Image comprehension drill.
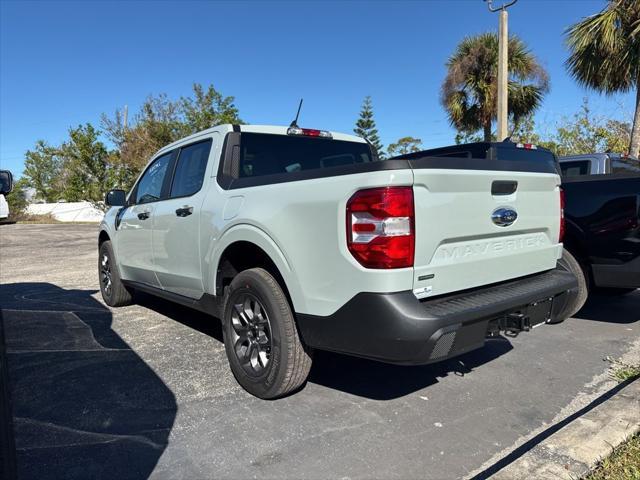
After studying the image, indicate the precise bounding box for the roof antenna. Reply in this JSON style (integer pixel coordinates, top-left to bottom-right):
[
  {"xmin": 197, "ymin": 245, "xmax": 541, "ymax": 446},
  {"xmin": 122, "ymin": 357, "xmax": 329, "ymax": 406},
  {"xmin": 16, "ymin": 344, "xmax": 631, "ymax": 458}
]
[{"xmin": 290, "ymin": 98, "xmax": 303, "ymax": 128}]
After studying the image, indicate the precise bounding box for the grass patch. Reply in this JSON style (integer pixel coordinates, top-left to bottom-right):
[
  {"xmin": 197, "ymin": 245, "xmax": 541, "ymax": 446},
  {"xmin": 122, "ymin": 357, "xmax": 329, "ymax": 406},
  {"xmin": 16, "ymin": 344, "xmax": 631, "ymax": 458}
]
[
  {"xmin": 611, "ymin": 362, "xmax": 640, "ymax": 383},
  {"xmin": 585, "ymin": 433, "xmax": 640, "ymax": 480},
  {"xmin": 2, "ymin": 213, "xmax": 96, "ymax": 225},
  {"xmin": 14, "ymin": 213, "xmax": 61, "ymax": 224}
]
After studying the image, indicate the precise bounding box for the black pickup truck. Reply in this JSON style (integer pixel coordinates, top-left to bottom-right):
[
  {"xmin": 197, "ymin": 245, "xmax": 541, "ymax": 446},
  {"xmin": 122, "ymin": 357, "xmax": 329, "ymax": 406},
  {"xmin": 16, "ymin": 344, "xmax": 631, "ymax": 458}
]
[{"xmin": 558, "ymin": 154, "xmax": 640, "ymax": 312}]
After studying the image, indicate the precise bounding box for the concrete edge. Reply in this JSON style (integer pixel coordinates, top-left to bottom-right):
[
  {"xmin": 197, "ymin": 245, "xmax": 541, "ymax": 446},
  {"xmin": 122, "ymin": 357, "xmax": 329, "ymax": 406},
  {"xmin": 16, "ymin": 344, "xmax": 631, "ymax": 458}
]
[{"xmin": 481, "ymin": 377, "xmax": 640, "ymax": 480}]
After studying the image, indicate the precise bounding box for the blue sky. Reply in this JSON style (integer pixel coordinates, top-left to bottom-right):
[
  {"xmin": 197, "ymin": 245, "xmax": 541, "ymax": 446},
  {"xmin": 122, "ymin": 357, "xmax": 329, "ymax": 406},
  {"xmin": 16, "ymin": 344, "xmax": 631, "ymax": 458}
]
[{"xmin": 0, "ymin": 0, "xmax": 635, "ymax": 176}]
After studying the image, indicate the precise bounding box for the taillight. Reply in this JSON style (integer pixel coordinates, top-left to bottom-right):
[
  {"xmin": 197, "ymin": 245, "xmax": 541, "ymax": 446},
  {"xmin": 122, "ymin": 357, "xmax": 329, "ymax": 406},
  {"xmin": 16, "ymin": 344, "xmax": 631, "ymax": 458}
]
[
  {"xmin": 346, "ymin": 187, "xmax": 415, "ymax": 269},
  {"xmin": 559, "ymin": 188, "xmax": 565, "ymax": 242}
]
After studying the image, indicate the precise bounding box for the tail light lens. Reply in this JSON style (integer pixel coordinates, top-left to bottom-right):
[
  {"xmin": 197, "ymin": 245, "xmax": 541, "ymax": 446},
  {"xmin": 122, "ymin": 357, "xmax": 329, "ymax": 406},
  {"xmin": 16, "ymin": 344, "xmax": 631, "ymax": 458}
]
[
  {"xmin": 346, "ymin": 187, "xmax": 415, "ymax": 269},
  {"xmin": 559, "ymin": 188, "xmax": 565, "ymax": 242}
]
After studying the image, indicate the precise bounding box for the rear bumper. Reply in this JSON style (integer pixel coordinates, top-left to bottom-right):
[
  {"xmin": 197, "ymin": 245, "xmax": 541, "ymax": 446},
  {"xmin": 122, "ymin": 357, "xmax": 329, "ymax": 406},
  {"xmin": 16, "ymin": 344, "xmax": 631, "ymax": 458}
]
[
  {"xmin": 296, "ymin": 269, "xmax": 578, "ymax": 365},
  {"xmin": 592, "ymin": 256, "xmax": 640, "ymax": 289}
]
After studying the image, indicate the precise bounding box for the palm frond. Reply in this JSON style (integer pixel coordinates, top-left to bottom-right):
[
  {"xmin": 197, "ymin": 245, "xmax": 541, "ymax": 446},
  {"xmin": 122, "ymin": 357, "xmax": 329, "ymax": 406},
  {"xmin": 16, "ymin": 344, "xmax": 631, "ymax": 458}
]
[{"xmin": 565, "ymin": 0, "xmax": 640, "ymax": 93}]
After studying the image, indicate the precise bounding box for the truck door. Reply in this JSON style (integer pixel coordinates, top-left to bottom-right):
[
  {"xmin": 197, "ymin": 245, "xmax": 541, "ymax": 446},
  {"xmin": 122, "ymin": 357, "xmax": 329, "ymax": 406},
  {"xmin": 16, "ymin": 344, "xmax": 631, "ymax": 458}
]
[
  {"xmin": 151, "ymin": 135, "xmax": 217, "ymax": 298},
  {"xmin": 116, "ymin": 151, "xmax": 174, "ymax": 287}
]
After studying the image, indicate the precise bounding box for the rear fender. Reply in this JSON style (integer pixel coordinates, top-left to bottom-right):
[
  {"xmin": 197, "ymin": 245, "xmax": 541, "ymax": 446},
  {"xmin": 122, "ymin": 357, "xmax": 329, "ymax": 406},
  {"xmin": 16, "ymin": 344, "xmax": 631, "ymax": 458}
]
[{"xmin": 206, "ymin": 224, "xmax": 306, "ymax": 313}]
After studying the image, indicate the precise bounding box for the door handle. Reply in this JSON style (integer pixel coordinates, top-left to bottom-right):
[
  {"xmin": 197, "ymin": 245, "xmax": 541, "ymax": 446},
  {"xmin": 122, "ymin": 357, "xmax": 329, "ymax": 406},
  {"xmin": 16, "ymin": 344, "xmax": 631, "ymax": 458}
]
[
  {"xmin": 175, "ymin": 206, "xmax": 193, "ymax": 217},
  {"xmin": 137, "ymin": 211, "xmax": 150, "ymax": 220}
]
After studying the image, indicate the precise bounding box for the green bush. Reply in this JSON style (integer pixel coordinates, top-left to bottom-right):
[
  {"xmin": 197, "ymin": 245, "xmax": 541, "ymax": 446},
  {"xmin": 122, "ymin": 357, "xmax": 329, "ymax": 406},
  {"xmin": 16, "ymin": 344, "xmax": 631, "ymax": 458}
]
[{"xmin": 5, "ymin": 178, "xmax": 29, "ymax": 220}]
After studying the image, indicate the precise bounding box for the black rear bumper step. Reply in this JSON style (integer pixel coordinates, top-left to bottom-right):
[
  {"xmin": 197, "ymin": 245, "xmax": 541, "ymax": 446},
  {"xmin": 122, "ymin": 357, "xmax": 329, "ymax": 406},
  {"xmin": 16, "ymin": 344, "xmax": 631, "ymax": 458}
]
[{"xmin": 296, "ymin": 269, "xmax": 577, "ymax": 365}]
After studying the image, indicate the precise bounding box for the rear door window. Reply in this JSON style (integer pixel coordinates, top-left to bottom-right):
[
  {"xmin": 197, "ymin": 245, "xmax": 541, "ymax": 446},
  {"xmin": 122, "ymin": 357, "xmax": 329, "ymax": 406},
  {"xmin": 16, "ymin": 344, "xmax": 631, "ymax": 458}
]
[
  {"xmin": 170, "ymin": 139, "xmax": 213, "ymax": 198},
  {"xmin": 560, "ymin": 160, "xmax": 591, "ymax": 177},
  {"xmin": 238, "ymin": 133, "xmax": 375, "ymax": 178}
]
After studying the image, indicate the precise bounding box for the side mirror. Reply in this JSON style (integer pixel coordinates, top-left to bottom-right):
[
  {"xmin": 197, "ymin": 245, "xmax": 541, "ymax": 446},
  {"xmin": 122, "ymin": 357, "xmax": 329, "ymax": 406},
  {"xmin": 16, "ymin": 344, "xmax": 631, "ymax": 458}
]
[
  {"xmin": 105, "ymin": 189, "xmax": 127, "ymax": 207},
  {"xmin": 0, "ymin": 170, "xmax": 13, "ymax": 195}
]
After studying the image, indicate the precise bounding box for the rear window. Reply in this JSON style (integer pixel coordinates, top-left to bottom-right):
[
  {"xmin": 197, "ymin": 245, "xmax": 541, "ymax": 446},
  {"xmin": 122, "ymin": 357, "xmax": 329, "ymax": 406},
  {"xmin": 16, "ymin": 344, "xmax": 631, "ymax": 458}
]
[
  {"xmin": 489, "ymin": 146, "xmax": 557, "ymax": 170},
  {"xmin": 415, "ymin": 145, "xmax": 558, "ymax": 171},
  {"xmin": 560, "ymin": 160, "xmax": 591, "ymax": 177},
  {"xmin": 611, "ymin": 157, "xmax": 640, "ymax": 175},
  {"xmin": 238, "ymin": 133, "xmax": 375, "ymax": 178},
  {"xmin": 390, "ymin": 143, "xmax": 559, "ymax": 174}
]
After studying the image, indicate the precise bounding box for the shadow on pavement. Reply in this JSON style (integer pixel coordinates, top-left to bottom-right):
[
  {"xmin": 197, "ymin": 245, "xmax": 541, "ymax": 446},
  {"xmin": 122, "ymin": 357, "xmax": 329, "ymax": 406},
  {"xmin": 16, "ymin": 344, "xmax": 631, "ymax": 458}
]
[
  {"xmin": 575, "ymin": 290, "xmax": 639, "ymax": 324},
  {"xmin": 133, "ymin": 291, "xmax": 514, "ymax": 400},
  {"xmin": 134, "ymin": 291, "xmax": 223, "ymax": 343},
  {"xmin": 0, "ymin": 282, "xmax": 177, "ymax": 480},
  {"xmin": 307, "ymin": 340, "xmax": 513, "ymax": 400}
]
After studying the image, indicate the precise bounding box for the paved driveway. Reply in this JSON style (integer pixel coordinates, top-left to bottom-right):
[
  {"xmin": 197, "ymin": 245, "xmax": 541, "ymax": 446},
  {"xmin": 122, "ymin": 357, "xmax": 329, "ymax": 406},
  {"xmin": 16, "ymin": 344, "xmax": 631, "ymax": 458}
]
[{"xmin": 1, "ymin": 224, "xmax": 638, "ymax": 480}]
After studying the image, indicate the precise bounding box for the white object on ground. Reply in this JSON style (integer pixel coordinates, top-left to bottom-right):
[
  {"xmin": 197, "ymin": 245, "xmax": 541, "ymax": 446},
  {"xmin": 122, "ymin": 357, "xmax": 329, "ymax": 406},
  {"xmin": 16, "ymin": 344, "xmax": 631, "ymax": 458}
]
[{"xmin": 27, "ymin": 202, "xmax": 104, "ymax": 222}]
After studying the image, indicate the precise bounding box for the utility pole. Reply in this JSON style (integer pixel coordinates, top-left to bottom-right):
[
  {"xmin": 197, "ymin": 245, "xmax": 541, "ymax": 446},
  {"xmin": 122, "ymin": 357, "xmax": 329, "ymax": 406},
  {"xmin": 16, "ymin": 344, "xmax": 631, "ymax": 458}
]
[
  {"xmin": 485, "ymin": 0, "xmax": 517, "ymax": 141},
  {"xmin": 123, "ymin": 105, "xmax": 128, "ymax": 130}
]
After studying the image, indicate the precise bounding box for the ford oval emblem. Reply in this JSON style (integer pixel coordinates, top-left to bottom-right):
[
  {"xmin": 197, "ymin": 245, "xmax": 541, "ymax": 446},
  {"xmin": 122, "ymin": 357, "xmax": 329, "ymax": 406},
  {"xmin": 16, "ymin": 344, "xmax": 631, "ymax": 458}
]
[{"xmin": 492, "ymin": 207, "xmax": 518, "ymax": 227}]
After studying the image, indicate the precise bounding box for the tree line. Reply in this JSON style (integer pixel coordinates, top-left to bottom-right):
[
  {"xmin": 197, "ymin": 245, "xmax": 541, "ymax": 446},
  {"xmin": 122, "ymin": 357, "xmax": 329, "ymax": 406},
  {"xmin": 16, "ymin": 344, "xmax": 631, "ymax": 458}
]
[
  {"xmin": 14, "ymin": 83, "xmax": 241, "ymax": 206},
  {"xmin": 9, "ymin": 0, "xmax": 638, "ymax": 215},
  {"xmin": 355, "ymin": 0, "xmax": 639, "ymax": 157}
]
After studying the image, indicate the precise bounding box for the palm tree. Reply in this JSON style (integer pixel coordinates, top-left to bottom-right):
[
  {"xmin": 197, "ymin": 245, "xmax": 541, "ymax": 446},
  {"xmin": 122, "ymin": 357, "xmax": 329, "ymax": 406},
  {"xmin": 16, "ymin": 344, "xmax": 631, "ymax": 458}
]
[
  {"xmin": 565, "ymin": 0, "xmax": 640, "ymax": 158},
  {"xmin": 442, "ymin": 33, "xmax": 549, "ymax": 142}
]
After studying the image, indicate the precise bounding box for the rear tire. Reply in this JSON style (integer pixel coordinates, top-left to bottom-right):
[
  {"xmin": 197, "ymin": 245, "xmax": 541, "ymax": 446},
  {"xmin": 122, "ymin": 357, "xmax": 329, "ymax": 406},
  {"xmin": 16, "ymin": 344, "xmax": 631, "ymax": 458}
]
[
  {"xmin": 222, "ymin": 268, "xmax": 312, "ymax": 399},
  {"xmin": 98, "ymin": 240, "xmax": 133, "ymax": 307},
  {"xmin": 551, "ymin": 248, "xmax": 588, "ymax": 323}
]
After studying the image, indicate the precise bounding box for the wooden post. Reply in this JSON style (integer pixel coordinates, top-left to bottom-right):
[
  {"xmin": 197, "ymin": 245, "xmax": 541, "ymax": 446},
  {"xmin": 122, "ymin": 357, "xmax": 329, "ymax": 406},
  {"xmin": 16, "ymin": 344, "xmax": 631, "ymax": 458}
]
[{"xmin": 496, "ymin": 8, "xmax": 509, "ymax": 141}]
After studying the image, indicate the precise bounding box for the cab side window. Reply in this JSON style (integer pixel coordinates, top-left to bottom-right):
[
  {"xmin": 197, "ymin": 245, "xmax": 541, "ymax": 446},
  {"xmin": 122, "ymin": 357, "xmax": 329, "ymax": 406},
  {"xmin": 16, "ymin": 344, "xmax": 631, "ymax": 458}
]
[
  {"xmin": 170, "ymin": 140, "xmax": 212, "ymax": 198},
  {"xmin": 135, "ymin": 152, "xmax": 173, "ymax": 204}
]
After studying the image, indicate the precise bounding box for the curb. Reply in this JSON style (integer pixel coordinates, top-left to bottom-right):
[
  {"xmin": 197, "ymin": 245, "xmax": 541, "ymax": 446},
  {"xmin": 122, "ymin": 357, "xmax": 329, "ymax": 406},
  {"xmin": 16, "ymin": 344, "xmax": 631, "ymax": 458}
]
[{"xmin": 472, "ymin": 377, "xmax": 640, "ymax": 479}]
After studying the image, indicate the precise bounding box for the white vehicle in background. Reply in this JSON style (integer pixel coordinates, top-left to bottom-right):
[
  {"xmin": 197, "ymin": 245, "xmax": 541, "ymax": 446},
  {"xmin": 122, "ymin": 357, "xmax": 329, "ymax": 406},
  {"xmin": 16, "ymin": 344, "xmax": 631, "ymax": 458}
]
[{"xmin": 0, "ymin": 170, "xmax": 13, "ymax": 220}]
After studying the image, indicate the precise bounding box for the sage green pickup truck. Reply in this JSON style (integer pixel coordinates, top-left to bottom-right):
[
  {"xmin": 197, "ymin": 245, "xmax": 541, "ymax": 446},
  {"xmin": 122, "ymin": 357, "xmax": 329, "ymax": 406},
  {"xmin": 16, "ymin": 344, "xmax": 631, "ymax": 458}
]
[{"xmin": 98, "ymin": 126, "xmax": 577, "ymax": 398}]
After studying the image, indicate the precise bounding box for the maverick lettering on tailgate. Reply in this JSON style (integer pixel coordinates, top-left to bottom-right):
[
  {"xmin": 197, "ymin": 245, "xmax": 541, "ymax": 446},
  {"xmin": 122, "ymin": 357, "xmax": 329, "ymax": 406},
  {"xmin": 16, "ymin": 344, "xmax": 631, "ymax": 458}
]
[{"xmin": 436, "ymin": 234, "xmax": 547, "ymax": 261}]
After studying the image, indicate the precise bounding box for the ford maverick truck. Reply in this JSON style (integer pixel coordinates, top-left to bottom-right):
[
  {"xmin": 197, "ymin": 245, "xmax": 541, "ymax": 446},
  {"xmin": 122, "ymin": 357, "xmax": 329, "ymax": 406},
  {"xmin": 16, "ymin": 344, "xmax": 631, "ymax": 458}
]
[{"xmin": 99, "ymin": 126, "xmax": 577, "ymax": 398}]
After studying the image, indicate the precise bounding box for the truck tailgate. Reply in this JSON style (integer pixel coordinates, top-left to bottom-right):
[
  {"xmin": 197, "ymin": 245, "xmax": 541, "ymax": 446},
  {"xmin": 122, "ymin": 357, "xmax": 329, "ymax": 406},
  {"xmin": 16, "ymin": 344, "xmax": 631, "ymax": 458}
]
[{"xmin": 412, "ymin": 169, "xmax": 563, "ymax": 298}]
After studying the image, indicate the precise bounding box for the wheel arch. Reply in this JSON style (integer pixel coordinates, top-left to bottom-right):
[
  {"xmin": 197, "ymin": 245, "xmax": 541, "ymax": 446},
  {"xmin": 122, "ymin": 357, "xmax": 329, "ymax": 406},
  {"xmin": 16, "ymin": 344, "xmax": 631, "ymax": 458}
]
[
  {"xmin": 562, "ymin": 224, "xmax": 594, "ymax": 291},
  {"xmin": 208, "ymin": 225, "xmax": 306, "ymax": 313},
  {"xmin": 98, "ymin": 229, "xmax": 110, "ymax": 246},
  {"xmin": 563, "ymin": 219, "xmax": 589, "ymax": 264}
]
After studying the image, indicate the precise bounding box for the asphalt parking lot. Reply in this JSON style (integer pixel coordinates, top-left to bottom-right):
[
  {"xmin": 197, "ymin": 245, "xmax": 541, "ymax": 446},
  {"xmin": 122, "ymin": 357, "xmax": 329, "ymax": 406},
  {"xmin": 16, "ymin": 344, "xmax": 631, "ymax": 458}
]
[{"xmin": 1, "ymin": 223, "xmax": 638, "ymax": 480}]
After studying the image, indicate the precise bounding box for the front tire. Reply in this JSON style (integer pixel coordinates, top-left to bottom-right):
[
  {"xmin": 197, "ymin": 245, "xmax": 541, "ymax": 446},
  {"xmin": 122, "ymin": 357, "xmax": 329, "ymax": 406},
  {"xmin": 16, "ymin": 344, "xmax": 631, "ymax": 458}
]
[
  {"xmin": 222, "ymin": 268, "xmax": 312, "ymax": 399},
  {"xmin": 551, "ymin": 248, "xmax": 588, "ymax": 323},
  {"xmin": 98, "ymin": 240, "xmax": 133, "ymax": 307}
]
